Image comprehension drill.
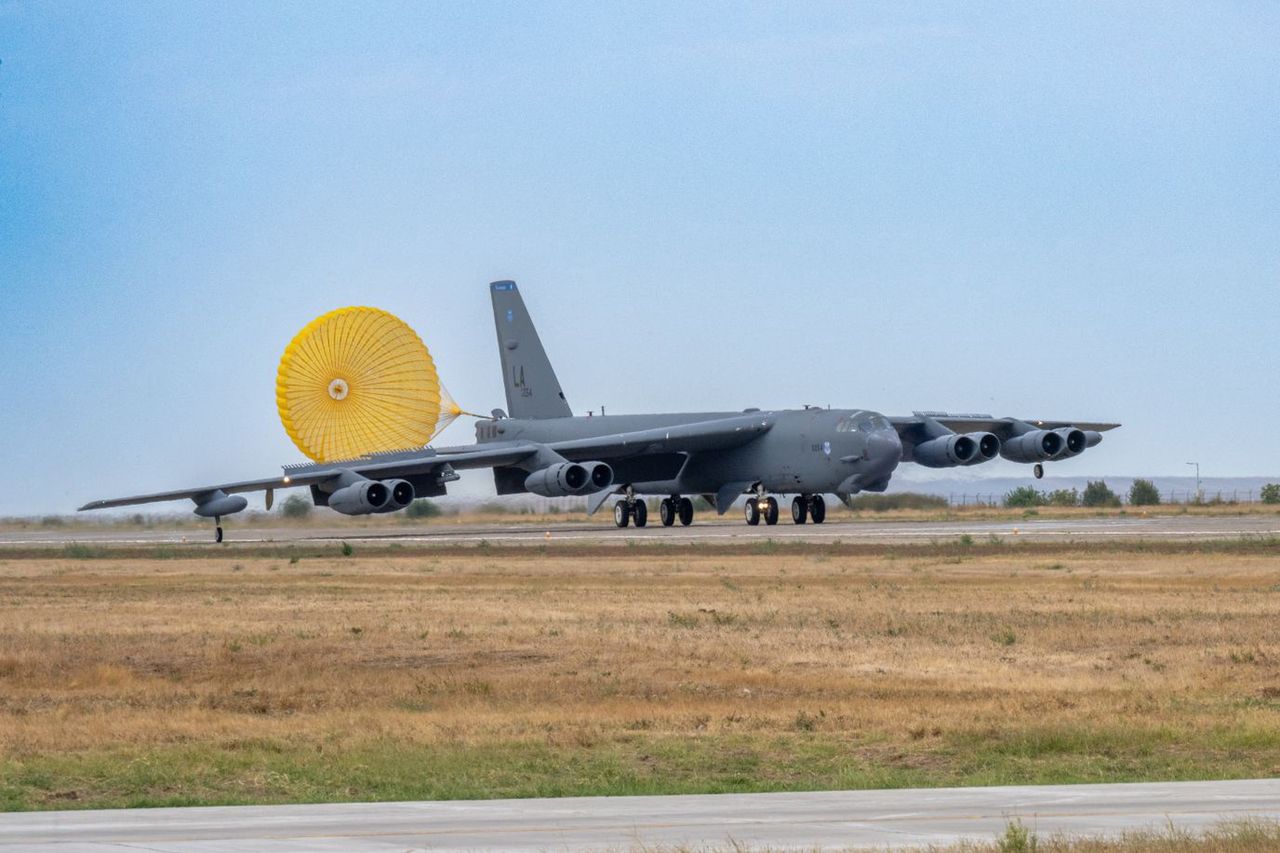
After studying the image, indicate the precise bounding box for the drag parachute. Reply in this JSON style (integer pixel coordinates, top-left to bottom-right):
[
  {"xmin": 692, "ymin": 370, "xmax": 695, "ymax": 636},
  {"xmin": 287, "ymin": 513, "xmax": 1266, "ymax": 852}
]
[{"xmin": 275, "ymin": 306, "xmax": 464, "ymax": 463}]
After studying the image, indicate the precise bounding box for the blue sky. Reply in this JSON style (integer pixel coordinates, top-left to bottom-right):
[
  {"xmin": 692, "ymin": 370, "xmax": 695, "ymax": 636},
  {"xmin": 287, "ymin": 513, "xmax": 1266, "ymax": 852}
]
[{"xmin": 1, "ymin": 2, "xmax": 1277, "ymax": 515}]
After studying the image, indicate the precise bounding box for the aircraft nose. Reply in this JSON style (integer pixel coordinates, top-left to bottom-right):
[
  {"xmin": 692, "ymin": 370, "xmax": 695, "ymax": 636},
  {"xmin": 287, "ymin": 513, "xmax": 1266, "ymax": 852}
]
[{"xmin": 866, "ymin": 428, "xmax": 902, "ymax": 474}]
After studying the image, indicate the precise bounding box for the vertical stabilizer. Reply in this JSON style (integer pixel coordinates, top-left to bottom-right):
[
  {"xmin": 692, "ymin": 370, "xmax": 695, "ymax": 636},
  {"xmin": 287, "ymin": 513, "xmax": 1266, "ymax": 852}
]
[{"xmin": 490, "ymin": 281, "xmax": 573, "ymax": 419}]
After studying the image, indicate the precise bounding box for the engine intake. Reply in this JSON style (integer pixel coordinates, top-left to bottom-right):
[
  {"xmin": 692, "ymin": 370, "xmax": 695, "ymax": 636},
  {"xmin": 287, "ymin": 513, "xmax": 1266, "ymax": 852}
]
[
  {"xmin": 999, "ymin": 430, "xmax": 1063, "ymax": 463},
  {"xmin": 328, "ymin": 480, "xmax": 389, "ymax": 515},
  {"xmin": 912, "ymin": 434, "xmax": 978, "ymax": 468},
  {"xmin": 524, "ymin": 462, "xmax": 590, "ymax": 497},
  {"xmin": 376, "ymin": 479, "xmax": 416, "ymax": 512},
  {"xmin": 1051, "ymin": 428, "xmax": 1087, "ymax": 459},
  {"xmin": 584, "ymin": 461, "xmax": 614, "ymax": 491}
]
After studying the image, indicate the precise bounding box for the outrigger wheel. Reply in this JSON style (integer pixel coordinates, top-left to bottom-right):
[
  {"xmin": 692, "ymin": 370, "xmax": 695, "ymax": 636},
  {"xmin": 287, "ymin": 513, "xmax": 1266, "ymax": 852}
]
[{"xmin": 276, "ymin": 306, "xmax": 464, "ymax": 463}]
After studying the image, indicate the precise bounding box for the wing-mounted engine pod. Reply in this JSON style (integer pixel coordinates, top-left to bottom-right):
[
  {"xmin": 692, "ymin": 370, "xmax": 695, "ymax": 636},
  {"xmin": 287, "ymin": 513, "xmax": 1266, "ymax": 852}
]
[
  {"xmin": 524, "ymin": 462, "xmax": 590, "ymax": 497},
  {"xmin": 968, "ymin": 432, "xmax": 1001, "ymax": 463},
  {"xmin": 999, "ymin": 430, "xmax": 1063, "ymax": 463},
  {"xmin": 912, "ymin": 434, "xmax": 978, "ymax": 468},
  {"xmin": 1051, "ymin": 428, "xmax": 1087, "ymax": 459},
  {"xmin": 376, "ymin": 479, "xmax": 416, "ymax": 512},
  {"xmin": 584, "ymin": 461, "xmax": 614, "ymax": 491},
  {"xmin": 328, "ymin": 480, "xmax": 390, "ymax": 515}
]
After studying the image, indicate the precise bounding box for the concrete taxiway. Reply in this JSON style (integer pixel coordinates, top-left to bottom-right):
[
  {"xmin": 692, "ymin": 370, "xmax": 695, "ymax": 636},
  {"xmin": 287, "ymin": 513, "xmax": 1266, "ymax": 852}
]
[
  {"xmin": 1, "ymin": 779, "xmax": 1277, "ymax": 851},
  {"xmin": 2, "ymin": 512, "xmax": 1278, "ymax": 547}
]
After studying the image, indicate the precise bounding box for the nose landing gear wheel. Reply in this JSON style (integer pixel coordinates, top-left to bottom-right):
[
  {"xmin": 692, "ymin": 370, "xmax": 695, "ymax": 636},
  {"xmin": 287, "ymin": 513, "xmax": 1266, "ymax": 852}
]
[
  {"xmin": 1034, "ymin": 463, "xmax": 1045, "ymax": 480},
  {"xmin": 660, "ymin": 499, "xmax": 676, "ymax": 527},
  {"xmin": 614, "ymin": 501, "xmax": 630, "ymax": 528},
  {"xmin": 677, "ymin": 497, "xmax": 694, "ymax": 526},
  {"xmin": 744, "ymin": 499, "xmax": 761, "ymax": 526},
  {"xmin": 763, "ymin": 496, "xmax": 779, "ymax": 526},
  {"xmin": 809, "ymin": 494, "xmax": 826, "ymax": 524},
  {"xmin": 632, "ymin": 500, "xmax": 648, "ymax": 527},
  {"xmin": 792, "ymin": 497, "xmax": 808, "ymax": 524}
]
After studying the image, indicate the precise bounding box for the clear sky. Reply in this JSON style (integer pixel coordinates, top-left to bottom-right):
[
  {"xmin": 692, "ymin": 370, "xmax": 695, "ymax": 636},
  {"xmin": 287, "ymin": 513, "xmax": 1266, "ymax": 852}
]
[{"xmin": 2, "ymin": 2, "xmax": 1277, "ymax": 515}]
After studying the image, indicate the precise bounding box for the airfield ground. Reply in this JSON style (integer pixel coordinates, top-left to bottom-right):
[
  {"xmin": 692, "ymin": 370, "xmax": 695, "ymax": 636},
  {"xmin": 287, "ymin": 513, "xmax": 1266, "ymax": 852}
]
[{"xmin": 1, "ymin": 535, "xmax": 1278, "ymax": 813}]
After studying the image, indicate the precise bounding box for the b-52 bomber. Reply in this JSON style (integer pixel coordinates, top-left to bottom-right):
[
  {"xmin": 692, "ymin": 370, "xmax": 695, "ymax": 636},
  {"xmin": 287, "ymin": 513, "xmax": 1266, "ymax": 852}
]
[{"xmin": 82, "ymin": 281, "xmax": 1119, "ymax": 538}]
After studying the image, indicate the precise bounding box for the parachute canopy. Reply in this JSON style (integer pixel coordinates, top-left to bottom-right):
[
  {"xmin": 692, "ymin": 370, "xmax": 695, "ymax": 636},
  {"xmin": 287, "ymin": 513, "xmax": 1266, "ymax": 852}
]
[{"xmin": 276, "ymin": 306, "xmax": 463, "ymax": 463}]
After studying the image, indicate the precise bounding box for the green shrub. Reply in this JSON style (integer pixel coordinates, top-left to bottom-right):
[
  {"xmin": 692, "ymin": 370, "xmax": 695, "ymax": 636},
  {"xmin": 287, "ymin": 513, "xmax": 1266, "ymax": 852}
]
[
  {"xmin": 1045, "ymin": 488, "xmax": 1079, "ymax": 507},
  {"xmin": 1003, "ymin": 486, "xmax": 1044, "ymax": 508},
  {"xmin": 1262, "ymin": 484, "xmax": 1280, "ymax": 505},
  {"xmin": 280, "ymin": 494, "xmax": 312, "ymax": 519},
  {"xmin": 844, "ymin": 492, "xmax": 948, "ymax": 511},
  {"xmin": 404, "ymin": 499, "xmax": 442, "ymax": 519},
  {"xmin": 1128, "ymin": 478, "xmax": 1161, "ymax": 506},
  {"xmin": 1081, "ymin": 480, "xmax": 1122, "ymax": 507}
]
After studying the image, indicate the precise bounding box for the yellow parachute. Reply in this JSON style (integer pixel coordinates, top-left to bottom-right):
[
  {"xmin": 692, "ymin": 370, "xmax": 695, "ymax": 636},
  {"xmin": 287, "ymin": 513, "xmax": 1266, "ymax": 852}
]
[{"xmin": 276, "ymin": 306, "xmax": 464, "ymax": 463}]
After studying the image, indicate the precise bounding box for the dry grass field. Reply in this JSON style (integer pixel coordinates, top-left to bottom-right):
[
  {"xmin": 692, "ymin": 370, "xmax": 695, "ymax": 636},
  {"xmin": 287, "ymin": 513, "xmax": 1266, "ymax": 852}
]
[{"xmin": 1, "ymin": 540, "xmax": 1278, "ymax": 810}]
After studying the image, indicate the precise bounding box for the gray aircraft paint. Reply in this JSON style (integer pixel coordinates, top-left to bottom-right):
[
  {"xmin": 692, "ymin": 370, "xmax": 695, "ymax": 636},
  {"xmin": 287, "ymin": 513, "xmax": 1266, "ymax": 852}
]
[
  {"xmin": 79, "ymin": 280, "xmax": 1118, "ymax": 528},
  {"xmin": 489, "ymin": 280, "xmax": 572, "ymax": 420}
]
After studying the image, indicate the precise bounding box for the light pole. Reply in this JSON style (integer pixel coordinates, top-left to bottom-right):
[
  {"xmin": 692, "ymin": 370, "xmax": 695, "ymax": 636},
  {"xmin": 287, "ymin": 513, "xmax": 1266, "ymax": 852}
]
[{"xmin": 1186, "ymin": 461, "xmax": 1201, "ymax": 504}]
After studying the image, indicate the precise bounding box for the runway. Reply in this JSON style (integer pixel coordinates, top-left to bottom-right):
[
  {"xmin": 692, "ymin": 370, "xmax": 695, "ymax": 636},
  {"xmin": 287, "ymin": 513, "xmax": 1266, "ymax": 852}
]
[
  {"xmin": 1, "ymin": 779, "xmax": 1277, "ymax": 851},
  {"xmin": 3, "ymin": 512, "xmax": 1279, "ymax": 547}
]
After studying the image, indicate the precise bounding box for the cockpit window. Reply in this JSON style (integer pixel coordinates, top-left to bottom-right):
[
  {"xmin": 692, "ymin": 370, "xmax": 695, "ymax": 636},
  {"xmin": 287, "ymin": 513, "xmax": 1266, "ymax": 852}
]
[{"xmin": 838, "ymin": 412, "xmax": 888, "ymax": 433}]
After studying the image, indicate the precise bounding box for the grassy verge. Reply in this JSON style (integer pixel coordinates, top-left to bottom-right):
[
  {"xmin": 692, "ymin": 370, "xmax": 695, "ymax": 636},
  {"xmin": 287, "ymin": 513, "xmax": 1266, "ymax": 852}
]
[{"xmin": 2, "ymin": 547, "xmax": 1277, "ymax": 811}]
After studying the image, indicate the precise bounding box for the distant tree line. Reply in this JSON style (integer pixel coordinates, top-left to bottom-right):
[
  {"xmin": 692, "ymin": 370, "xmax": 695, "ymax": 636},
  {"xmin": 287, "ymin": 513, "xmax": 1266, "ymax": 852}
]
[{"xmin": 1003, "ymin": 479, "xmax": 1160, "ymax": 508}]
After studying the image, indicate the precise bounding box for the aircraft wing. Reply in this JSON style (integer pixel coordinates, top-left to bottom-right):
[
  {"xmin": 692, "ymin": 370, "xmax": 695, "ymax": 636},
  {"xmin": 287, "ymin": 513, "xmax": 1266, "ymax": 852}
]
[
  {"xmin": 891, "ymin": 413, "xmax": 1121, "ymax": 440},
  {"xmin": 78, "ymin": 444, "xmax": 541, "ymax": 511},
  {"xmin": 547, "ymin": 412, "xmax": 775, "ymax": 459}
]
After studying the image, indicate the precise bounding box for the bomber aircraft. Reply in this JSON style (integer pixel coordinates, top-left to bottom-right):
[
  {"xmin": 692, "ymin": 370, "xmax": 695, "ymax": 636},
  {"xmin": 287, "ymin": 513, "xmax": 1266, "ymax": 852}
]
[{"xmin": 82, "ymin": 281, "xmax": 1119, "ymax": 539}]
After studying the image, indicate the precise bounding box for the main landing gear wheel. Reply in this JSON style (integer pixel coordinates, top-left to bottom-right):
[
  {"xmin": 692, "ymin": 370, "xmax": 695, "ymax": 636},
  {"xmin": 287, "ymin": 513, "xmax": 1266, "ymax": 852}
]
[
  {"xmin": 744, "ymin": 499, "xmax": 761, "ymax": 526},
  {"xmin": 763, "ymin": 496, "xmax": 779, "ymax": 526},
  {"xmin": 810, "ymin": 494, "xmax": 826, "ymax": 524},
  {"xmin": 677, "ymin": 497, "xmax": 694, "ymax": 526},
  {"xmin": 632, "ymin": 500, "xmax": 648, "ymax": 528},
  {"xmin": 614, "ymin": 501, "xmax": 630, "ymax": 528},
  {"xmin": 1034, "ymin": 463, "xmax": 1045, "ymax": 480},
  {"xmin": 792, "ymin": 497, "xmax": 808, "ymax": 524},
  {"xmin": 660, "ymin": 498, "xmax": 676, "ymax": 527}
]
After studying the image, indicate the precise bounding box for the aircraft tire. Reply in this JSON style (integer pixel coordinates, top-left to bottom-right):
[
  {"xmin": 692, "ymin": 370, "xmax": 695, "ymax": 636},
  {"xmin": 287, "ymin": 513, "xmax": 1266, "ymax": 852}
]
[
  {"xmin": 614, "ymin": 501, "xmax": 630, "ymax": 528},
  {"xmin": 744, "ymin": 499, "xmax": 760, "ymax": 526},
  {"xmin": 764, "ymin": 497, "xmax": 779, "ymax": 526},
  {"xmin": 810, "ymin": 495, "xmax": 826, "ymax": 524},
  {"xmin": 215, "ymin": 526, "xmax": 224, "ymax": 543},
  {"xmin": 678, "ymin": 497, "xmax": 694, "ymax": 526},
  {"xmin": 633, "ymin": 500, "xmax": 648, "ymax": 527},
  {"xmin": 792, "ymin": 497, "xmax": 808, "ymax": 524},
  {"xmin": 660, "ymin": 499, "xmax": 676, "ymax": 526},
  {"xmin": 1034, "ymin": 463, "xmax": 1045, "ymax": 479}
]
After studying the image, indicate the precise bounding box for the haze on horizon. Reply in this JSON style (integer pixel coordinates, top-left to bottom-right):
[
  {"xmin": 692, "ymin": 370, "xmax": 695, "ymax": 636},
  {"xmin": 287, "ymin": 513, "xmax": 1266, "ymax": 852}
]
[{"xmin": 1, "ymin": 3, "xmax": 1277, "ymax": 516}]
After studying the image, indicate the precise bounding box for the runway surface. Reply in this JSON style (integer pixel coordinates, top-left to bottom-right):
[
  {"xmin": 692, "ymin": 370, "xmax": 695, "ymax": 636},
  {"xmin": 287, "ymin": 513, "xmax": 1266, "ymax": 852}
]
[
  {"xmin": 3, "ymin": 512, "xmax": 1279, "ymax": 547},
  {"xmin": 2, "ymin": 779, "xmax": 1277, "ymax": 851}
]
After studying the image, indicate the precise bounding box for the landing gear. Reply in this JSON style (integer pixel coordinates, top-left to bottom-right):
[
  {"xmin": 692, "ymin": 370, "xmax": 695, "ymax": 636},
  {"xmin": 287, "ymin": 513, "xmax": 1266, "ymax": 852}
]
[
  {"xmin": 660, "ymin": 496, "xmax": 696, "ymax": 527},
  {"xmin": 678, "ymin": 497, "xmax": 694, "ymax": 526},
  {"xmin": 614, "ymin": 488, "xmax": 646, "ymax": 528},
  {"xmin": 214, "ymin": 515, "xmax": 224, "ymax": 543},
  {"xmin": 1033, "ymin": 463, "xmax": 1045, "ymax": 480},
  {"xmin": 745, "ymin": 489, "xmax": 779, "ymax": 526},
  {"xmin": 809, "ymin": 494, "xmax": 826, "ymax": 524},
  {"xmin": 790, "ymin": 495, "xmax": 827, "ymax": 524},
  {"xmin": 792, "ymin": 497, "xmax": 808, "ymax": 524}
]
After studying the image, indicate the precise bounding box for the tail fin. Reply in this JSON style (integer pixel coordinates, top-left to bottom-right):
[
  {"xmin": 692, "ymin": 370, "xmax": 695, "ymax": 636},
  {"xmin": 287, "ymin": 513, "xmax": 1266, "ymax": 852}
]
[{"xmin": 490, "ymin": 281, "xmax": 573, "ymax": 419}]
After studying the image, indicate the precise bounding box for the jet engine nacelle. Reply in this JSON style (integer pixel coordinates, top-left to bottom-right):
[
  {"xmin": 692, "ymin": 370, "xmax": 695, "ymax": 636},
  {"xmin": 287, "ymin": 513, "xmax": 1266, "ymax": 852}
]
[
  {"xmin": 912, "ymin": 434, "xmax": 978, "ymax": 467},
  {"xmin": 328, "ymin": 480, "xmax": 390, "ymax": 515},
  {"xmin": 375, "ymin": 479, "xmax": 415, "ymax": 513},
  {"xmin": 1051, "ymin": 427, "xmax": 1087, "ymax": 459},
  {"xmin": 524, "ymin": 462, "xmax": 590, "ymax": 497},
  {"xmin": 583, "ymin": 461, "xmax": 614, "ymax": 491},
  {"xmin": 523, "ymin": 461, "xmax": 613, "ymax": 497},
  {"xmin": 999, "ymin": 430, "xmax": 1063, "ymax": 463}
]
